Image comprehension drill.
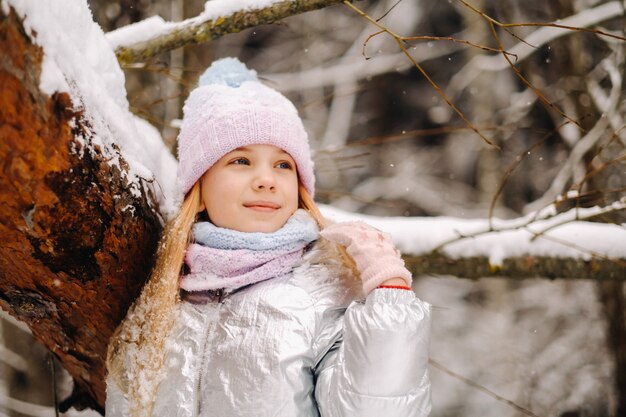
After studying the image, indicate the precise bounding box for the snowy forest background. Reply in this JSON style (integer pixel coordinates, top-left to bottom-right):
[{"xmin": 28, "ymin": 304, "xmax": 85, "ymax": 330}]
[{"xmin": 1, "ymin": 0, "xmax": 626, "ymax": 416}]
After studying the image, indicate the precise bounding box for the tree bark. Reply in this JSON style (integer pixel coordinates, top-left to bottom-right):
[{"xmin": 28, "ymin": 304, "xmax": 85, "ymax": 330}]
[
  {"xmin": 403, "ymin": 253, "xmax": 626, "ymax": 280},
  {"xmin": 0, "ymin": 7, "xmax": 162, "ymax": 412}
]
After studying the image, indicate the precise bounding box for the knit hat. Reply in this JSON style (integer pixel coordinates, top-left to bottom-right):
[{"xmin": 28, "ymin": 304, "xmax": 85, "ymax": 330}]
[{"xmin": 176, "ymin": 57, "xmax": 315, "ymax": 197}]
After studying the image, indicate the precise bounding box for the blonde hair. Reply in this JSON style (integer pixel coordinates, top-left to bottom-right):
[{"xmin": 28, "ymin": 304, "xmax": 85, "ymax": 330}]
[
  {"xmin": 106, "ymin": 180, "xmax": 356, "ymax": 416},
  {"xmin": 300, "ymin": 184, "xmax": 358, "ymax": 275},
  {"xmin": 106, "ymin": 182, "xmax": 202, "ymax": 417}
]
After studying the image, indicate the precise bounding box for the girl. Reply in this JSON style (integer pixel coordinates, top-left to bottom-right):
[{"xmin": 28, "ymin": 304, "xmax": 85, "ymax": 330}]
[{"xmin": 105, "ymin": 57, "xmax": 431, "ymax": 417}]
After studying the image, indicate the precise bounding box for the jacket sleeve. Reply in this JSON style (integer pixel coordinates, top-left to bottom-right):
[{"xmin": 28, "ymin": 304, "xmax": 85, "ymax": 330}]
[{"xmin": 313, "ymin": 288, "xmax": 431, "ymax": 417}]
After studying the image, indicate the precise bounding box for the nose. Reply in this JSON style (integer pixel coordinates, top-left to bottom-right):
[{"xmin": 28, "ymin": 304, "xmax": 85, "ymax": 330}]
[{"xmin": 252, "ymin": 168, "xmax": 276, "ymax": 191}]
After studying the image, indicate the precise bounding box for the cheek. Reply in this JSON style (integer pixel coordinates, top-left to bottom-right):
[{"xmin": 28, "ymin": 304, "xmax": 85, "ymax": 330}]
[
  {"xmin": 201, "ymin": 177, "xmax": 230, "ymax": 213},
  {"xmin": 285, "ymin": 177, "xmax": 300, "ymax": 209}
]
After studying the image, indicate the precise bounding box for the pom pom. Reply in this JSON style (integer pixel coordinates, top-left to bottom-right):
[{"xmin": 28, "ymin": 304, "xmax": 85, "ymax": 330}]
[{"xmin": 198, "ymin": 57, "xmax": 258, "ymax": 88}]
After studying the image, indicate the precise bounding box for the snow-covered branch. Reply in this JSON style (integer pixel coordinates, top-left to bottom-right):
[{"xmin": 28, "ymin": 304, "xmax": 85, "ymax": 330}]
[
  {"xmin": 320, "ymin": 204, "xmax": 626, "ymax": 280},
  {"xmin": 587, "ymin": 56, "xmax": 626, "ymax": 147},
  {"xmin": 109, "ymin": 0, "xmax": 351, "ymax": 64},
  {"xmin": 0, "ymin": 345, "xmax": 28, "ymax": 372}
]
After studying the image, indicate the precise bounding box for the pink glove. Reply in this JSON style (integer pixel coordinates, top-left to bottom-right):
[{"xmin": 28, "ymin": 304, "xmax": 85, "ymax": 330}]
[{"xmin": 320, "ymin": 221, "xmax": 412, "ymax": 294}]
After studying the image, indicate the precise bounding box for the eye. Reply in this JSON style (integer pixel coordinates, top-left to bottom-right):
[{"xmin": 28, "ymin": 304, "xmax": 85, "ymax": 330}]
[
  {"xmin": 276, "ymin": 161, "xmax": 293, "ymax": 170},
  {"xmin": 230, "ymin": 157, "xmax": 249, "ymax": 165}
]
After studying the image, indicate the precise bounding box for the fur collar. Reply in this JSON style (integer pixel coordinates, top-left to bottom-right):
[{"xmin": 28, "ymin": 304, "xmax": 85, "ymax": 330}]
[{"xmin": 291, "ymin": 237, "xmax": 364, "ymax": 303}]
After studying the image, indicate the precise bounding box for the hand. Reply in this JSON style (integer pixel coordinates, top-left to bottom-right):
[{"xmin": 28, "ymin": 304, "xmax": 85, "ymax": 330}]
[{"xmin": 320, "ymin": 221, "xmax": 412, "ymax": 294}]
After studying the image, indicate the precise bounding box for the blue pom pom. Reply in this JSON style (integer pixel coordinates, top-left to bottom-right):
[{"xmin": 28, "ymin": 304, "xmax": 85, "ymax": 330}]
[{"xmin": 198, "ymin": 57, "xmax": 258, "ymax": 88}]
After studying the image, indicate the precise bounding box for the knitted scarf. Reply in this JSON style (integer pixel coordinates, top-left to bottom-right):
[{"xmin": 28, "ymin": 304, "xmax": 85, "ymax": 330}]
[{"xmin": 180, "ymin": 209, "xmax": 319, "ymax": 292}]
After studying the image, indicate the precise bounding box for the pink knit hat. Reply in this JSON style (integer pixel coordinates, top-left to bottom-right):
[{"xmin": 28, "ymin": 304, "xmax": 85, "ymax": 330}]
[{"xmin": 176, "ymin": 58, "xmax": 315, "ymax": 197}]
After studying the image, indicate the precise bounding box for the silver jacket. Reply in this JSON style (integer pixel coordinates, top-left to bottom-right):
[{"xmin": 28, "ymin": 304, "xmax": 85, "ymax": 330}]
[{"xmin": 106, "ymin": 241, "xmax": 432, "ymax": 417}]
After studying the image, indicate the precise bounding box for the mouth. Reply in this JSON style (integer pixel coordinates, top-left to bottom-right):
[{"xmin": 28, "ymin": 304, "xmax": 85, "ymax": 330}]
[{"xmin": 243, "ymin": 201, "xmax": 281, "ymax": 212}]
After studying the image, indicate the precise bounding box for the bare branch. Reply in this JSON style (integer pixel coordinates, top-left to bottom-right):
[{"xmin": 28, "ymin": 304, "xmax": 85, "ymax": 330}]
[
  {"xmin": 468, "ymin": 1, "xmax": 624, "ymax": 73},
  {"xmin": 488, "ymin": 20, "xmax": 583, "ymax": 129},
  {"xmin": 318, "ymin": 1, "xmax": 384, "ymax": 150},
  {"xmin": 525, "ymin": 58, "xmax": 621, "ymax": 213},
  {"xmin": 448, "ymin": 1, "xmax": 625, "ymax": 97},
  {"xmin": 488, "ymin": 123, "xmax": 566, "ymax": 227},
  {"xmin": 343, "ymin": 0, "xmax": 499, "ymax": 148},
  {"xmin": 403, "ymin": 34, "xmax": 516, "ymax": 57}
]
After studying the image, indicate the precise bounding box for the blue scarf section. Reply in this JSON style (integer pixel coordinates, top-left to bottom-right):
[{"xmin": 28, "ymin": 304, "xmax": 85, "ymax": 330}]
[{"xmin": 192, "ymin": 209, "xmax": 319, "ymax": 251}]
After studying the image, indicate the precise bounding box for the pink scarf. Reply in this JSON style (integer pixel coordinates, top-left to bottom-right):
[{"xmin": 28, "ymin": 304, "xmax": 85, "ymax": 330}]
[{"xmin": 179, "ymin": 210, "xmax": 318, "ymax": 292}]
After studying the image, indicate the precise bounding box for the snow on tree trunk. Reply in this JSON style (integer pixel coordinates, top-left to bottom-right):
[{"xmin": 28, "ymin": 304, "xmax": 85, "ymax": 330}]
[{"xmin": 0, "ymin": 7, "xmax": 162, "ymax": 411}]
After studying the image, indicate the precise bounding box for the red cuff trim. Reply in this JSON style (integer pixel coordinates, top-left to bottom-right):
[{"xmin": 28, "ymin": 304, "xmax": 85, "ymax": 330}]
[{"xmin": 377, "ymin": 285, "xmax": 412, "ymax": 291}]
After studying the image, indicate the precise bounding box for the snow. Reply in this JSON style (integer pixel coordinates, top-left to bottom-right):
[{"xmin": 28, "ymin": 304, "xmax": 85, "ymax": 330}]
[
  {"xmin": 107, "ymin": 0, "xmax": 287, "ymax": 50},
  {"xmin": 418, "ymin": 276, "xmax": 612, "ymax": 415},
  {"xmin": 5, "ymin": 0, "xmax": 179, "ymax": 218},
  {"xmin": 106, "ymin": 15, "xmax": 174, "ymax": 50},
  {"xmin": 4, "ymin": 0, "xmax": 625, "ymax": 263},
  {"xmin": 320, "ymin": 204, "xmax": 626, "ymax": 263}
]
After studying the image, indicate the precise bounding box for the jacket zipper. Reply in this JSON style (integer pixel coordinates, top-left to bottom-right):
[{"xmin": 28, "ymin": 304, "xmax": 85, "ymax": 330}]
[{"xmin": 194, "ymin": 289, "xmax": 226, "ymax": 416}]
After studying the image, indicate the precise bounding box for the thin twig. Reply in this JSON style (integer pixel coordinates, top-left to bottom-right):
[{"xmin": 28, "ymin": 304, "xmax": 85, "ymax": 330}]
[
  {"xmin": 499, "ymin": 22, "xmax": 626, "ymax": 42},
  {"xmin": 528, "ymin": 197, "xmax": 626, "ymax": 241},
  {"xmin": 456, "ymin": 0, "xmax": 626, "ymax": 42},
  {"xmin": 454, "ymin": 0, "xmax": 534, "ymax": 47},
  {"xmin": 49, "ymin": 353, "xmax": 60, "ymax": 417},
  {"xmin": 580, "ymin": 153, "xmax": 626, "ymax": 186},
  {"xmin": 376, "ymin": 0, "xmax": 403, "ymax": 22},
  {"xmin": 344, "ymin": 1, "xmax": 499, "ymax": 148},
  {"xmin": 429, "ymin": 358, "xmax": 543, "ymax": 417},
  {"xmin": 403, "ymin": 35, "xmax": 517, "ymax": 58},
  {"xmin": 342, "ymin": 125, "xmax": 505, "ymax": 149},
  {"xmin": 487, "ymin": 21, "xmax": 584, "ymax": 130},
  {"xmin": 488, "ymin": 122, "xmax": 569, "ymax": 229}
]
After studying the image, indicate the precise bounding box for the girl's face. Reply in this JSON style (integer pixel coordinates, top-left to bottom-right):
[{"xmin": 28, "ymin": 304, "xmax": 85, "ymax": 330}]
[{"xmin": 199, "ymin": 144, "xmax": 299, "ymax": 233}]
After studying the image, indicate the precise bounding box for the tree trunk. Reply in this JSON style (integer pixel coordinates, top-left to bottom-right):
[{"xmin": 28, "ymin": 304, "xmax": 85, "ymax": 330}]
[
  {"xmin": 0, "ymin": 7, "xmax": 162, "ymax": 411},
  {"xmin": 597, "ymin": 281, "xmax": 626, "ymax": 417}
]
